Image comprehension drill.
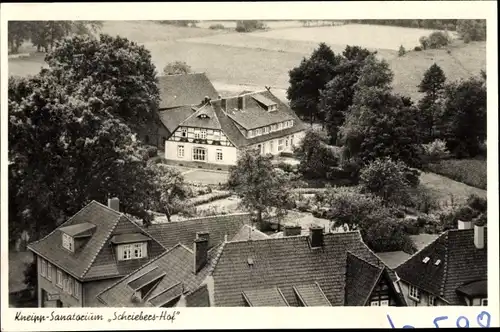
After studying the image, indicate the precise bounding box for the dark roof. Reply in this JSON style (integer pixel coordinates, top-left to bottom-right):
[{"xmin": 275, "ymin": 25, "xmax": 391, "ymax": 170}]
[
  {"xmin": 395, "ymin": 228, "xmax": 488, "ymax": 305},
  {"xmin": 185, "ymin": 284, "xmax": 210, "ymax": 307},
  {"xmin": 97, "ymin": 243, "xmax": 221, "ymax": 307},
  {"xmin": 252, "ymin": 94, "xmax": 277, "ymax": 107},
  {"xmin": 179, "ymin": 103, "xmax": 222, "ymax": 130},
  {"xmin": 28, "ymin": 201, "xmax": 126, "ymax": 280},
  {"xmin": 158, "ymin": 73, "xmax": 219, "ymax": 109},
  {"xmin": 376, "ymin": 251, "xmax": 411, "ymax": 269},
  {"xmin": 293, "ymin": 283, "xmax": 332, "ymax": 306},
  {"xmin": 210, "ymin": 90, "xmax": 307, "ymax": 148},
  {"xmin": 159, "ymin": 106, "xmax": 195, "ymax": 133},
  {"xmin": 456, "ymin": 279, "xmax": 487, "ymax": 298},
  {"xmin": 230, "ymin": 225, "xmax": 269, "ymax": 242},
  {"xmin": 211, "ymin": 231, "xmax": 398, "ymax": 307},
  {"xmin": 345, "ymin": 252, "xmax": 384, "ymax": 306},
  {"xmin": 147, "ymin": 213, "xmax": 251, "ymax": 250},
  {"xmin": 242, "ymin": 287, "xmax": 289, "ymax": 306},
  {"xmin": 127, "ymin": 267, "xmax": 165, "ymax": 291},
  {"xmin": 59, "ymin": 222, "xmax": 96, "ymax": 238},
  {"xmin": 111, "ymin": 233, "xmax": 151, "ymax": 245}
]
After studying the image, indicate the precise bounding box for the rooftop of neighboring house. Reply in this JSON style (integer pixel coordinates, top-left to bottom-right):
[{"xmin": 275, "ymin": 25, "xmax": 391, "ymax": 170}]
[
  {"xmin": 157, "ymin": 72, "xmax": 219, "ymax": 109},
  {"xmin": 158, "ymin": 87, "xmax": 307, "ymax": 148},
  {"xmin": 96, "ymin": 224, "xmax": 268, "ymax": 307},
  {"xmin": 395, "ymin": 223, "xmax": 488, "ymax": 305},
  {"xmin": 27, "ymin": 199, "xmax": 252, "ymax": 282},
  {"xmin": 210, "ymin": 228, "xmax": 406, "ymax": 307}
]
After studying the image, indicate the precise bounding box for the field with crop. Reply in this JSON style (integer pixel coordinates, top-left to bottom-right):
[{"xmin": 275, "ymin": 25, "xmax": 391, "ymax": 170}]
[{"xmin": 8, "ymin": 21, "xmax": 485, "ymax": 103}]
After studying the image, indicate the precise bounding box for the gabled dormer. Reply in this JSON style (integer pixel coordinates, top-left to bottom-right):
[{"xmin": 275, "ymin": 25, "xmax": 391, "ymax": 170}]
[
  {"xmin": 111, "ymin": 233, "xmax": 152, "ymax": 261},
  {"xmin": 252, "ymin": 94, "xmax": 278, "ymax": 112},
  {"xmin": 58, "ymin": 222, "xmax": 97, "ymax": 253},
  {"xmin": 128, "ymin": 266, "xmax": 166, "ymax": 303}
]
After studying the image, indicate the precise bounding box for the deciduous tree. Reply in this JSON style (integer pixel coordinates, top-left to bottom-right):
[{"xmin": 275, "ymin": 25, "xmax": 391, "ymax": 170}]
[{"xmin": 163, "ymin": 61, "xmax": 192, "ymax": 75}]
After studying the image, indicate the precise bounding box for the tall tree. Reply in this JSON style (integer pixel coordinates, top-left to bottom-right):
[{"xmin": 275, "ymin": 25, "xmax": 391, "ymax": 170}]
[
  {"xmin": 28, "ymin": 21, "xmax": 102, "ymax": 52},
  {"xmin": 295, "ymin": 129, "xmax": 338, "ymax": 179},
  {"xmin": 442, "ymin": 76, "xmax": 487, "ymax": 157},
  {"xmin": 456, "ymin": 20, "xmax": 486, "ymax": 43},
  {"xmin": 228, "ymin": 149, "xmax": 293, "ymax": 230},
  {"xmin": 287, "ymin": 43, "xmax": 341, "ymax": 125},
  {"xmin": 163, "ymin": 61, "xmax": 192, "ymax": 75},
  {"xmin": 8, "ymin": 21, "xmax": 32, "ymax": 54},
  {"xmin": 417, "ymin": 63, "xmax": 447, "ymax": 141}
]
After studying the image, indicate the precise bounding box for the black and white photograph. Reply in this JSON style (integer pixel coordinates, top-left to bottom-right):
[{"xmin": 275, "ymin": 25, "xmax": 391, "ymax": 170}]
[{"xmin": 1, "ymin": 2, "xmax": 497, "ymax": 328}]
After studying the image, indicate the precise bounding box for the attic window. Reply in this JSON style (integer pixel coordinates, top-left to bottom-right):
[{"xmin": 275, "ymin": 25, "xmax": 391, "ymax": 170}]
[
  {"xmin": 247, "ymin": 257, "xmax": 254, "ymax": 266},
  {"xmin": 62, "ymin": 233, "xmax": 74, "ymax": 252},
  {"xmin": 198, "ymin": 113, "xmax": 210, "ymax": 119},
  {"xmin": 434, "ymin": 259, "xmax": 441, "ymax": 266},
  {"xmin": 422, "ymin": 257, "xmax": 430, "ymax": 264}
]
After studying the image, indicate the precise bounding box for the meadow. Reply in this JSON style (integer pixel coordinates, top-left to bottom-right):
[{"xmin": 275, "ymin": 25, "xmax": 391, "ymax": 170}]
[
  {"xmin": 8, "ymin": 21, "xmax": 485, "ymax": 103},
  {"xmin": 426, "ymin": 158, "xmax": 487, "ymax": 190}
]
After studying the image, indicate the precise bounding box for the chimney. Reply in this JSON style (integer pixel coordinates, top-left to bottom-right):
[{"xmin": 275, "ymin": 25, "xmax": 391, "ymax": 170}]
[
  {"xmin": 194, "ymin": 232, "xmax": 209, "ymax": 273},
  {"xmin": 458, "ymin": 219, "xmax": 473, "ymax": 230},
  {"xmin": 238, "ymin": 96, "xmax": 245, "ymax": 110},
  {"xmin": 108, "ymin": 197, "xmax": 120, "ymax": 212},
  {"xmin": 474, "ymin": 222, "xmax": 485, "ymax": 249},
  {"xmin": 309, "ymin": 226, "xmax": 324, "ymax": 249},
  {"xmin": 203, "ymin": 96, "xmax": 211, "ymax": 104},
  {"xmin": 284, "ymin": 225, "xmax": 302, "ymax": 237}
]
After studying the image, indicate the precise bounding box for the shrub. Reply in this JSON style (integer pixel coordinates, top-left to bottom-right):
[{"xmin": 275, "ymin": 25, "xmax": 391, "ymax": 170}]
[
  {"xmin": 296, "ymin": 130, "xmax": 339, "ymax": 179},
  {"xmin": 362, "ymin": 218, "xmax": 417, "ymax": 254},
  {"xmin": 467, "ymin": 194, "xmax": 487, "ymax": 213},
  {"xmin": 235, "ymin": 20, "xmax": 266, "ymax": 32},
  {"xmin": 209, "ymin": 23, "xmax": 225, "ymax": 30},
  {"xmin": 146, "ymin": 145, "xmax": 158, "ymax": 158},
  {"xmin": 406, "ymin": 185, "xmax": 439, "ymax": 214},
  {"xmin": 398, "ymin": 45, "xmax": 406, "ymax": 57},
  {"xmin": 427, "ymin": 31, "xmax": 451, "ymax": 49},
  {"xmin": 414, "ymin": 46, "xmax": 423, "ymax": 51},
  {"xmin": 275, "ymin": 161, "xmax": 296, "ymax": 174},
  {"xmin": 188, "ymin": 191, "xmax": 232, "ymax": 206},
  {"xmin": 422, "ymin": 139, "xmax": 450, "ymax": 161}
]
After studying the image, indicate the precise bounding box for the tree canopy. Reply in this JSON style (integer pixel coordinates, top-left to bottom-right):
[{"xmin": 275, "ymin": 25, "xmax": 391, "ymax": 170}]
[{"xmin": 163, "ymin": 61, "xmax": 192, "ymax": 75}]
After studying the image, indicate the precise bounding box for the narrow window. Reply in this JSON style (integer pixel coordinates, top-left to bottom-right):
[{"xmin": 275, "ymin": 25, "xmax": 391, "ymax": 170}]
[
  {"xmin": 47, "ymin": 262, "xmax": 52, "ymax": 281},
  {"xmin": 56, "ymin": 269, "xmax": 63, "ymax": 288},
  {"xmin": 41, "ymin": 259, "xmax": 47, "ymax": 277},
  {"xmin": 409, "ymin": 285, "xmax": 420, "ymax": 301},
  {"xmin": 216, "ymin": 149, "xmax": 223, "ymax": 161},
  {"xmin": 177, "ymin": 145, "xmax": 184, "ymax": 158}
]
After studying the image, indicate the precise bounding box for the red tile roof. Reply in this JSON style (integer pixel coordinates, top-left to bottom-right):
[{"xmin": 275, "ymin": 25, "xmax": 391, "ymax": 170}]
[
  {"xmin": 211, "ymin": 231, "xmax": 398, "ymax": 307},
  {"xmin": 158, "ymin": 73, "xmax": 219, "ymax": 109},
  {"xmin": 395, "ymin": 228, "xmax": 488, "ymax": 305}
]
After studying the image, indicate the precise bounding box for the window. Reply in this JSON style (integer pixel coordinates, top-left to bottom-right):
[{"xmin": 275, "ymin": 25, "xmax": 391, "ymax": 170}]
[
  {"xmin": 67, "ymin": 278, "xmax": 74, "ymax": 296},
  {"xmin": 177, "ymin": 145, "xmax": 184, "ymax": 158},
  {"xmin": 213, "ymin": 130, "xmax": 221, "ymax": 140},
  {"xmin": 216, "ymin": 149, "xmax": 223, "ymax": 161},
  {"xmin": 285, "ymin": 137, "xmax": 289, "ymax": 147},
  {"xmin": 181, "ymin": 128, "xmax": 187, "ymax": 137},
  {"xmin": 200, "ymin": 129, "xmax": 207, "ymax": 139},
  {"xmin": 290, "ymin": 135, "xmax": 294, "ymax": 147},
  {"xmin": 47, "ymin": 262, "xmax": 52, "ymax": 281},
  {"xmin": 481, "ymin": 298, "xmax": 488, "ymax": 306},
  {"xmin": 56, "ymin": 270, "xmax": 63, "ymax": 288},
  {"xmin": 380, "ymin": 300, "xmax": 389, "ymax": 306},
  {"xmin": 288, "ymin": 120, "xmax": 294, "ymax": 127},
  {"xmin": 422, "ymin": 257, "xmax": 430, "ymax": 263},
  {"xmin": 409, "ymin": 285, "xmax": 420, "ymax": 301},
  {"xmin": 278, "ymin": 122, "xmax": 283, "ymax": 130},
  {"xmin": 63, "ymin": 277, "xmax": 71, "ymax": 294},
  {"xmin": 271, "ymin": 124, "xmax": 277, "ymax": 132},
  {"xmin": 434, "ymin": 259, "xmax": 441, "ymax": 266},
  {"xmin": 41, "ymin": 259, "xmax": 47, "ymax": 277},
  {"xmin": 278, "ymin": 139, "xmax": 284, "ymax": 151},
  {"xmin": 370, "ymin": 301, "xmax": 379, "ymax": 306},
  {"xmin": 248, "ymin": 130, "xmax": 253, "ymax": 138},
  {"xmin": 120, "ymin": 244, "xmax": 133, "ymax": 260},
  {"xmin": 256, "ymin": 128, "xmax": 262, "ymax": 136},
  {"xmin": 74, "ymin": 281, "xmax": 81, "ymax": 299},
  {"xmin": 428, "ymin": 295, "xmax": 436, "ymax": 306},
  {"xmin": 194, "ymin": 130, "xmax": 201, "ymax": 139},
  {"xmin": 133, "ymin": 242, "xmax": 147, "ymax": 259},
  {"xmin": 62, "ymin": 233, "xmax": 74, "ymax": 252},
  {"xmin": 257, "ymin": 144, "xmax": 263, "ymax": 154},
  {"xmin": 193, "ymin": 147, "xmax": 206, "ymax": 161},
  {"xmin": 269, "ymin": 141, "xmax": 274, "ymax": 152},
  {"xmin": 264, "ymin": 127, "xmax": 269, "ymax": 134}
]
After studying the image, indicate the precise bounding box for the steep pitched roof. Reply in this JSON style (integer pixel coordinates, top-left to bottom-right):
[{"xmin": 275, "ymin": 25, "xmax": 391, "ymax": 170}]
[
  {"xmin": 158, "ymin": 106, "xmax": 195, "ymax": 133},
  {"xmin": 376, "ymin": 251, "xmax": 411, "ymax": 269},
  {"xmin": 28, "ymin": 201, "xmax": 124, "ymax": 280},
  {"xmin": 210, "ymin": 90, "xmax": 307, "ymax": 148},
  {"xmin": 395, "ymin": 228, "xmax": 488, "ymax": 305},
  {"xmin": 230, "ymin": 224, "xmax": 269, "ymax": 242},
  {"xmin": 158, "ymin": 73, "xmax": 219, "ymax": 109},
  {"xmin": 178, "ymin": 103, "xmax": 222, "ymax": 130},
  {"xmin": 28, "ymin": 201, "xmax": 166, "ymax": 281},
  {"xmin": 211, "ymin": 231, "xmax": 397, "ymax": 307},
  {"xmin": 97, "ymin": 243, "xmax": 221, "ymax": 307},
  {"xmin": 147, "ymin": 213, "xmax": 251, "ymax": 250},
  {"xmin": 345, "ymin": 252, "xmax": 384, "ymax": 306}
]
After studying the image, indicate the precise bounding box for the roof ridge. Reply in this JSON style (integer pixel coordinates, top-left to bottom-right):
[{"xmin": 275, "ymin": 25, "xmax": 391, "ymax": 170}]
[
  {"xmin": 226, "ymin": 230, "xmax": 363, "ymax": 244},
  {"xmin": 347, "ymin": 250, "xmax": 385, "ymax": 271},
  {"xmin": 362, "ymin": 267, "xmax": 385, "ymax": 306},
  {"xmin": 92, "ymin": 200, "xmax": 123, "ymax": 216},
  {"xmin": 394, "ymin": 231, "xmax": 447, "ymax": 270},
  {"xmin": 439, "ymin": 232, "xmax": 450, "ymax": 297},
  {"xmin": 27, "ymin": 200, "xmax": 100, "ymax": 247},
  {"xmin": 160, "ymin": 72, "xmax": 207, "ymax": 77},
  {"xmin": 178, "ymin": 243, "xmax": 194, "ymax": 254},
  {"xmin": 155, "ymin": 212, "xmax": 250, "ymax": 225},
  {"xmin": 81, "ymin": 213, "xmax": 124, "ymax": 278},
  {"xmin": 207, "ymin": 240, "xmax": 227, "ymax": 276},
  {"xmin": 96, "ymin": 243, "xmax": 184, "ymax": 301}
]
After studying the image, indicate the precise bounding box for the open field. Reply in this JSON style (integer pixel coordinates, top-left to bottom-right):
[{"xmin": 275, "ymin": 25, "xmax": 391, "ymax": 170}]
[
  {"xmin": 420, "ymin": 171, "xmax": 487, "ymax": 208},
  {"xmin": 426, "ymin": 158, "xmax": 487, "ymax": 190},
  {"xmin": 8, "ymin": 21, "xmax": 485, "ymax": 103}
]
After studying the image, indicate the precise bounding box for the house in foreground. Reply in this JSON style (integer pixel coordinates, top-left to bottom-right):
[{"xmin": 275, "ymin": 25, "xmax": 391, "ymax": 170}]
[
  {"xmin": 96, "ymin": 225, "xmax": 407, "ymax": 307},
  {"xmin": 395, "ymin": 220, "xmax": 488, "ymax": 306},
  {"xmin": 158, "ymin": 74, "xmax": 307, "ymax": 170},
  {"xmin": 26, "ymin": 198, "xmax": 252, "ymax": 307}
]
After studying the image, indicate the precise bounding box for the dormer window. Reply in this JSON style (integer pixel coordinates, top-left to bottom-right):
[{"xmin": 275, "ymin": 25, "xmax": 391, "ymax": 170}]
[
  {"xmin": 111, "ymin": 233, "xmax": 151, "ymax": 261},
  {"xmin": 268, "ymin": 104, "xmax": 278, "ymax": 112},
  {"xmin": 62, "ymin": 233, "xmax": 74, "ymax": 252}
]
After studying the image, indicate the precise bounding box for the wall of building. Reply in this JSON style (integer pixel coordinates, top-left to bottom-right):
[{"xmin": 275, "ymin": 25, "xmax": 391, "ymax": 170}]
[
  {"xmin": 399, "ymin": 281, "xmax": 446, "ymax": 306},
  {"xmin": 251, "ymin": 130, "xmax": 305, "ymax": 156},
  {"xmin": 83, "ymin": 278, "xmax": 121, "ymax": 307},
  {"xmin": 165, "ymin": 140, "xmax": 238, "ymax": 166},
  {"xmin": 36, "ymin": 256, "xmax": 83, "ymax": 308}
]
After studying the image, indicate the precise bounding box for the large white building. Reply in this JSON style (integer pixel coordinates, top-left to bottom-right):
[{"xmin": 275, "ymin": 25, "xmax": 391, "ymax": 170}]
[{"xmin": 158, "ymin": 74, "xmax": 306, "ymax": 170}]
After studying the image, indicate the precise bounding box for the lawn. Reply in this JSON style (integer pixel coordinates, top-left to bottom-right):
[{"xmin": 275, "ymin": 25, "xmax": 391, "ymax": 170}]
[
  {"xmin": 8, "ymin": 21, "xmax": 485, "ymax": 105},
  {"xmin": 426, "ymin": 158, "xmax": 487, "ymax": 190},
  {"xmin": 182, "ymin": 169, "xmax": 229, "ymax": 185}
]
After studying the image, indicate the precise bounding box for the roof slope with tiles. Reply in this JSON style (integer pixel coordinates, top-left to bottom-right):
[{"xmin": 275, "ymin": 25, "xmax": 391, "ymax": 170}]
[
  {"xmin": 158, "ymin": 73, "xmax": 219, "ymax": 109},
  {"xmin": 27, "ymin": 201, "xmax": 166, "ymax": 281},
  {"xmin": 97, "ymin": 243, "xmax": 222, "ymax": 307},
  {"xmin": 211, "ymin": 231, "xmax": 396, "ymax": 307},
  {"xmin": 345, "ymin": 252, "xmax": 384, "ymax": 306},
  {"xmin": 147, "ymin": 213, "xmax": 251, "ymax": 250},
  {"xmin": 395, "ymin": 228, "xmax": 488, "ymax": 305}
]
